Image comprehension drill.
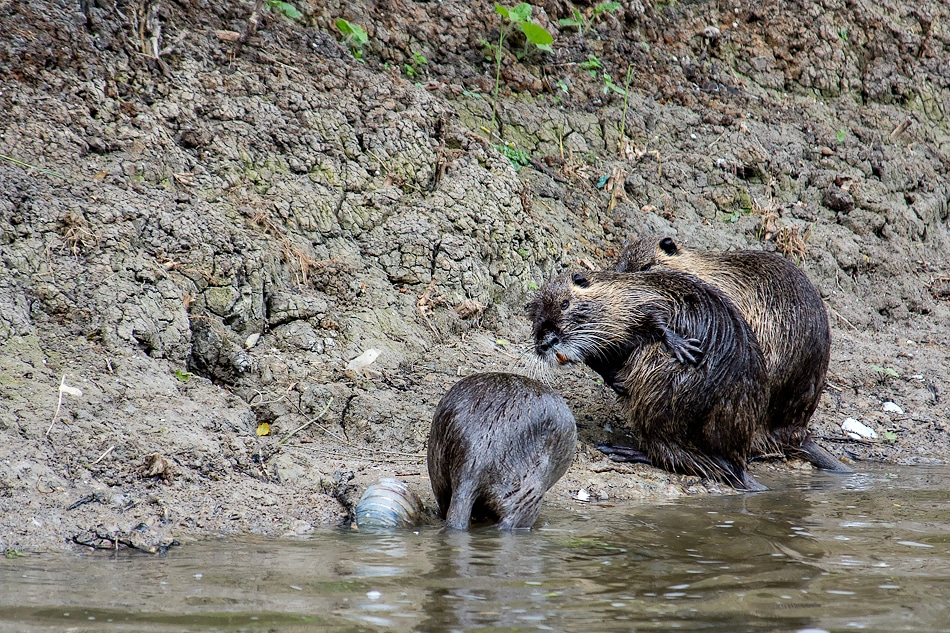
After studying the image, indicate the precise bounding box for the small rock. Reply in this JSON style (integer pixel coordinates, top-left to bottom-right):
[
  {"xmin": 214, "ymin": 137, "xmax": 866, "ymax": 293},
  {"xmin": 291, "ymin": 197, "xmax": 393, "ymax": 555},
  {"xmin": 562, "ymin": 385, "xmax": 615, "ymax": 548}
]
[
  {"xmin": 882, "ymin": 402, "xmax": 904, "ymax": 414},
  {"xmin": 842, "ymin": 418, "xmax": 877, "ymax": 439},
  {"xmin": 822, "ymin": 184, "xmax": 854, "ymax": 212},
  {"xmin": 345, "ymin": 348, "xmax": 381, "ymax": 377},
  {"xmin": 575, "ymin": 488, "xmax": 590, "ymax": 502}
]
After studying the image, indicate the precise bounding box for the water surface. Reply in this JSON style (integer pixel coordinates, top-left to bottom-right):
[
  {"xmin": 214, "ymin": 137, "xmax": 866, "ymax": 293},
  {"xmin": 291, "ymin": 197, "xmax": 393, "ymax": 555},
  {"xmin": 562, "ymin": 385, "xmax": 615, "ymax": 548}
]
[{"xmin": 2, "ymin": 464, "xmax": 949, "ymax": 632}]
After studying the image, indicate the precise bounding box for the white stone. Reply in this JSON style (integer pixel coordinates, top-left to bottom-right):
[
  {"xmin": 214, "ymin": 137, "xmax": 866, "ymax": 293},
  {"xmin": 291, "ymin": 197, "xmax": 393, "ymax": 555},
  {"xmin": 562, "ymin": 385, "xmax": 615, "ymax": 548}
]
[
  {"xmin": 882, "ymin": 402, "xmax": 904, "ymax": 414},
  {"xmin": 842, "ymin": 418, "xmax": 877, "ymax": 439}
]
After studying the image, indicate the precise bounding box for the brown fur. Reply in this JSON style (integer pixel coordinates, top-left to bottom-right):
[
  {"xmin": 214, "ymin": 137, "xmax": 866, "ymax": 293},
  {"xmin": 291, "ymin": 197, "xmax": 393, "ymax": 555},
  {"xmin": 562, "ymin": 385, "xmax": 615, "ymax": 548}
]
[
  {"xmin": 526, "ymin": 271, "xmax": 768, "ymax": 491},
  {"xmin": 427, "ymin": 372, "xmax": 577, "ymax": 530},
  {"xmin": 615, "ymin": 237, "xmax": 848, "ymax": 472}
]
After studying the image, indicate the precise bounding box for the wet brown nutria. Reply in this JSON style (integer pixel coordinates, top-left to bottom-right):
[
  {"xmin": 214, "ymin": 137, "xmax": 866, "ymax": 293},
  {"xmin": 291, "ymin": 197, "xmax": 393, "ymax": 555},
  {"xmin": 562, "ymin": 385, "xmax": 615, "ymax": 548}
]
[
  {"xmin": 615, "ymin": 237, "xmax": 850, "ymax": 472},
  {"xmin": 427, "ymin": 372, "xmax": 577, "ymax": 530},
  {"xmin": 526, "ymin": 271, "xmax": 768, "ymax": 491}
]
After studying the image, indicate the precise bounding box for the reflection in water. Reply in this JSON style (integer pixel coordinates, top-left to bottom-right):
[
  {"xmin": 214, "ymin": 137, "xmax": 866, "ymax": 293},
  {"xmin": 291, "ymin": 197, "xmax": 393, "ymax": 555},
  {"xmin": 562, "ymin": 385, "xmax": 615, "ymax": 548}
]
[{"xmin": 1, "ymin": 464, "xmax": 949, "ymax": 632}]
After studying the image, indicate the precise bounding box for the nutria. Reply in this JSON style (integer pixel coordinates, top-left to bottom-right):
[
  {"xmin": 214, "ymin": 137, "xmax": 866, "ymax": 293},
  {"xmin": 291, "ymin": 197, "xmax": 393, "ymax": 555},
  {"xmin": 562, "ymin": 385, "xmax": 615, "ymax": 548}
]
[
  {"xmin": 427, "ymin": 372, "xmax": 577, "ymax": 530},
  {"xmin": 615, "ymin": 237, "xmax": 849, "ymax": 472},
  {"xmin": 526, "ymin": 271, "xmax": 768, "ymax": 491}
]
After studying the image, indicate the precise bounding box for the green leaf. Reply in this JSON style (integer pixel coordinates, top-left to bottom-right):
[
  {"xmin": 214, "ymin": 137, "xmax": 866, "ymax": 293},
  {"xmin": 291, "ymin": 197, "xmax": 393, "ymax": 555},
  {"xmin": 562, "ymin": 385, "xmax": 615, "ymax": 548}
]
[
  {"xmin": 174, "ymin": 368, "xmax": 193, "ymax": 383},
  {"xmin": 884, "ymin": 431, "xmax": 898, "ymax": 441},
  {"xmin": 510, "ymin": 3, "xmax": 533, "ymax": 23},
  {"xmin": 336, "ymin": 18, "xmax": 368, "ymax": 46},
  {"xmin": 268, "ymin": 1, "xmax": 302, "ymax": 19},
  {"xmin": 593, "ymin": 1, "xmax": 622, "ymax": 15},
  {"xmin": 520, "ymin": 21, "xmax": 553, "ymax": 48},
  {"xmin": 580, "ymin": 54, "xmax": 602, "ymax": 70},
  {"xmin": 558, "ymin": 17, "xmax": 583, "ymax": 28},
  {"xmin": 495, "ymin": 4, "xmax": 510, "ymax": 19}
]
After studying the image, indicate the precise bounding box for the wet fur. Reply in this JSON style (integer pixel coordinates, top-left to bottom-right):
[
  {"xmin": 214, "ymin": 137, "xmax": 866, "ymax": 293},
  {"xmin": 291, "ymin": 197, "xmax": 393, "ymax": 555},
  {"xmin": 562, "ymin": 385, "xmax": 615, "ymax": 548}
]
[
  {"xmin": 527, "ymin": 271, "xmax": 768, "ymax": 491},
  {"xmin": 427, "ymin": 372, "xmax": 577, "ymax": 530},
  {"xmin": 615, "ymin": 237, "xmax": 848, "ymax": 472}
]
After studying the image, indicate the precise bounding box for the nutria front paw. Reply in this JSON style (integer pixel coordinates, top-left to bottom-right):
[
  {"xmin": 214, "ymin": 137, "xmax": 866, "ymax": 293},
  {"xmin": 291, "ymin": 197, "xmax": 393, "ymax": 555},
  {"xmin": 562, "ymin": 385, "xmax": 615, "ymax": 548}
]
[{"xmin": 664, "ymin": 331, "xmax": 704, "ymax": 365}]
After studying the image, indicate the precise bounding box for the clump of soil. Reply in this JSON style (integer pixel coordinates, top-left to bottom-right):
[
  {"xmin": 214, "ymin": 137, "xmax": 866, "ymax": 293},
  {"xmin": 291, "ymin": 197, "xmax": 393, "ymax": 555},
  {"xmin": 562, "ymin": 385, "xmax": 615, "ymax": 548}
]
[{"xmin": 1, "ymin": 0, "xmax": 948, "ymax": 552}]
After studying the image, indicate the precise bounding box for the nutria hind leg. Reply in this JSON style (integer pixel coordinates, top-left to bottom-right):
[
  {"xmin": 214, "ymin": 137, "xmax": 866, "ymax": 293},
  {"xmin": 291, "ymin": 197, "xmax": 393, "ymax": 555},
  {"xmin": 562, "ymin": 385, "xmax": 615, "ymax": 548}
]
[
  {"xmin": 798, "ymin": 435, "xmax": 854, "ymax": 473},
  {"xmin": 597, "ymin": 443, "xmax": 653, "ymax": 464},
  {"xmin": 495, "ymin": 493, "xmax": 543, "ymax": 531},
  {"xmin": 711, "ymin": 456, "xmax": 769, "ymax": 492},
  {"xmin": 444, "ymin": 481, "xmax": 478, "ymax": 530}
]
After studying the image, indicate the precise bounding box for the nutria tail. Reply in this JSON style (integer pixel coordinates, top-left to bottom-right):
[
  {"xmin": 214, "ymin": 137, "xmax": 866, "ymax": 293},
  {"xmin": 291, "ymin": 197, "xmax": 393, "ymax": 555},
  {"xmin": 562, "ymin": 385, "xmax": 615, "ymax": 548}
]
[{"xmin": 797, "ymin": 436, "xmax": 853, "ymax": 473}]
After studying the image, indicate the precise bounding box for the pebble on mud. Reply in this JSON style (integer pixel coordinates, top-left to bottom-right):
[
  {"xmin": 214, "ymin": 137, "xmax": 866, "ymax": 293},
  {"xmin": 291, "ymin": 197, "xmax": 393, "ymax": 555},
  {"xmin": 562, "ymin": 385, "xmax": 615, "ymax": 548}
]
[
  {"xmin": 842, "ymin": 418, "xmax": 878, "ymax": 440},
  {"xmin": 345, "ymin": 348, "xmax": 382, "ymax": 377},
  {"xmin": 882, "ymin": 402, "xmax": 904, "ymax": 414}
]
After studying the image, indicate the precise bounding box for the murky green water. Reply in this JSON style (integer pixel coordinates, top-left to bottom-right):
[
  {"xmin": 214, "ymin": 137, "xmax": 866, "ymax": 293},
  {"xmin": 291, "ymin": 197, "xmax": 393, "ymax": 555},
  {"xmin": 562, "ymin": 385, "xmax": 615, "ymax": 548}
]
[{"xmin": 3, "ymin": 464, "xmax": 950, "ymax": 632}]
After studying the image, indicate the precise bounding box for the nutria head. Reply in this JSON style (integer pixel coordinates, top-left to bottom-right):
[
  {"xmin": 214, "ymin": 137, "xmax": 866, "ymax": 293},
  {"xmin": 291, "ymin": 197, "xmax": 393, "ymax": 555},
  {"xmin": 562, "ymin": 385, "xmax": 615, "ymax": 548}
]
[
  {"xmin": 615, "ymin": 237, "xmax": 680, "ymax": 272},
  {"xmin": 526, "ymin": 272, "xmax": 657, "ymax": 367}
]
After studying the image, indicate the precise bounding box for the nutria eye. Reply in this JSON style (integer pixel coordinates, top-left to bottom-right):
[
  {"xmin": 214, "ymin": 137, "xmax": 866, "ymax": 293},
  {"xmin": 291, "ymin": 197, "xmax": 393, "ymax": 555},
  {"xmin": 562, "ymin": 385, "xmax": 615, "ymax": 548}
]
[
  {"xmin": 560, "ymin": 300, "xmax": 570, "ymax": 311},
  {"xmin": 571, "ymin": 273, "xmax": 589, "ymax": 288}
]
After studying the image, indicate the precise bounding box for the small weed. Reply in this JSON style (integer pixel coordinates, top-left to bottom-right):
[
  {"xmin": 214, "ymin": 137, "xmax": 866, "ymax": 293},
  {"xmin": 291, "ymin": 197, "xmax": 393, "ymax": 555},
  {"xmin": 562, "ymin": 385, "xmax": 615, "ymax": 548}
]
[
  {"xmin": 883, "ymin": 431, "xmax": 898, "ymax": 442},
  {"xmin": 839, "ymin": 27, "xmax": 848, "ymax": 41},
  {"xmin": 558, "ymin": 2, "xmax": 621, "ymax": 34},
  {"xmin": 835, "ymin": 128, "xmax": 847, "ymax": 143},
  {"xmin": 526, "ymin": 280, "xmax": 539, "ymax": 291},
  {"xmin": 4, "ymin": 549, "xmax": 25, "ymax": 559},
  {"xmin": 174, "ymin": 368, "xmax": 193, "ymax": 383},
  {"xmin": 580, "ymin": 54, "xmax": 603, "ymax": 77},
  {"xmin": 404, "ymin": 50, "xmax": 428, "ymax": 77},
  {"xmin": 556, "ymin": 79, "xmax": 570, "ymax": 93},
  {"xmin": 617, "ymin": 65, "xmax": 634, "ymax": 155},
  {"xmin": 601, "ymin": 71, "xmax": 626, "ymax": 96},
  {"xmin": 871, "ymin": 364, "xmax": 900, "ymax": 383},
  {"xmin": 336, "ymin": 18, "xmax": 368, "ymax": 60},
  {"xmin": 496, "ymin": 142, "xmax": 531, "ymax": 170},
  {"xmin": 267, "ymin": 0, "xmax": 302, "ymax": 20},
  {"xmin": 489, "ymin": 3, "xmax": 554, "ymax": 134}
]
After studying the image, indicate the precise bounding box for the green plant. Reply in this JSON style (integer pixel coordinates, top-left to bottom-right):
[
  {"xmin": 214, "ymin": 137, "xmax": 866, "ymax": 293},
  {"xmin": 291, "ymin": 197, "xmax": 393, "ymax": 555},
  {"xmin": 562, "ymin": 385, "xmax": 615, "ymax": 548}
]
[
  {"xmin": 601, "ymin": 71, "xmax": 625, "ymax": 96},
  {"xmin": 835, "ymin": 128, "xmax": 847, "ymax": 143},
  {"xmin": 174, "ymin": 368, "xmax": 193, "ymax": 383},
  {"xmin": 871, "ymin": 364, "xmax": 900, "ymax": 384},
  {"xmin": 580, "ymin": 54, "xmax": 602, "ymax": 77},
  {"xmin": 558, "ymin": 2, "xmax": 621, "ymax": 33},
  {"xmin": 267, "ymin": 0, "xmax": 302, "ymax": 20},
  {"xmin": 488, "ymin": 3, "xmax": 554, "ymax": 134},
  {"xmin": 496, "ymin": 142, "xmax": 531, "ymax": 170},
  {"xmin": 617, "ymin": 65, "xmax": 634, "ymax": 154},
  {"xmin": 404, "ymin": 50, "xmax": 428, "ymax": 77},
  {"xmin": 336, "ymin": 18, "xmax": 368, "ymax": 60}
]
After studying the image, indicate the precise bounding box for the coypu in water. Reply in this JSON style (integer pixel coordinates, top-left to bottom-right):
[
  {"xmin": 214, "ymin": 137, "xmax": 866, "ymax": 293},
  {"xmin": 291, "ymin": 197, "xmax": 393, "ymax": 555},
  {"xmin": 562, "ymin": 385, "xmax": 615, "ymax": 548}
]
[
  {"xmin": 527, "ymin": 271, "xmax": 768, "ymax": 491},
  {"xmin": 427, "ymin": 372, "xmax": 577, "ymax": 530},
  {"xmin": 615, "ymin": 237, "xmax": 849, "ymax": 472}
]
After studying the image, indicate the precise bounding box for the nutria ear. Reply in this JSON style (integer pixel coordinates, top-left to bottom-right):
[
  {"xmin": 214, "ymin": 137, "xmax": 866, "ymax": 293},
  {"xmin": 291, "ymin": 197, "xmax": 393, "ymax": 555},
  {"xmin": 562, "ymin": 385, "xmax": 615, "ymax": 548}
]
[
  {"xmin": 658, "ymin": 237, "xmax": 679, "ymax": 255},
  {"xmin": 571, "ymin": 273, "xmax": 589, "ymax": 288}
]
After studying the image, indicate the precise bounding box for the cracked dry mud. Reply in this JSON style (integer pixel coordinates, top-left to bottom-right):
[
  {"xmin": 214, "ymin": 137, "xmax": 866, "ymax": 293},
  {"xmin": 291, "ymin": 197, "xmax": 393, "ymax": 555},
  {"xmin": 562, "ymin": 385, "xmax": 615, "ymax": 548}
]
[{"xmin": 1, "ymin": 0, "xmax": 949, "ymax": 552}]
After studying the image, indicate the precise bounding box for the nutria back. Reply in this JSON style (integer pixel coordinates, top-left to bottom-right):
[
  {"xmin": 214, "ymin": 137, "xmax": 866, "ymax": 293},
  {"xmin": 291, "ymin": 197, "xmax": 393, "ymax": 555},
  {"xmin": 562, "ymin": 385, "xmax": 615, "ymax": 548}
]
[
  {"xmin": 615, "ymin": 237, "xmax": 846, "ymax": 471},
  {"xmin": 527, "ymin": 270, "xmax": 768, "ymax": 491},
  {"xmin": 427, "ymin": 372, "xmax": 577, "ymax": 530}
]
